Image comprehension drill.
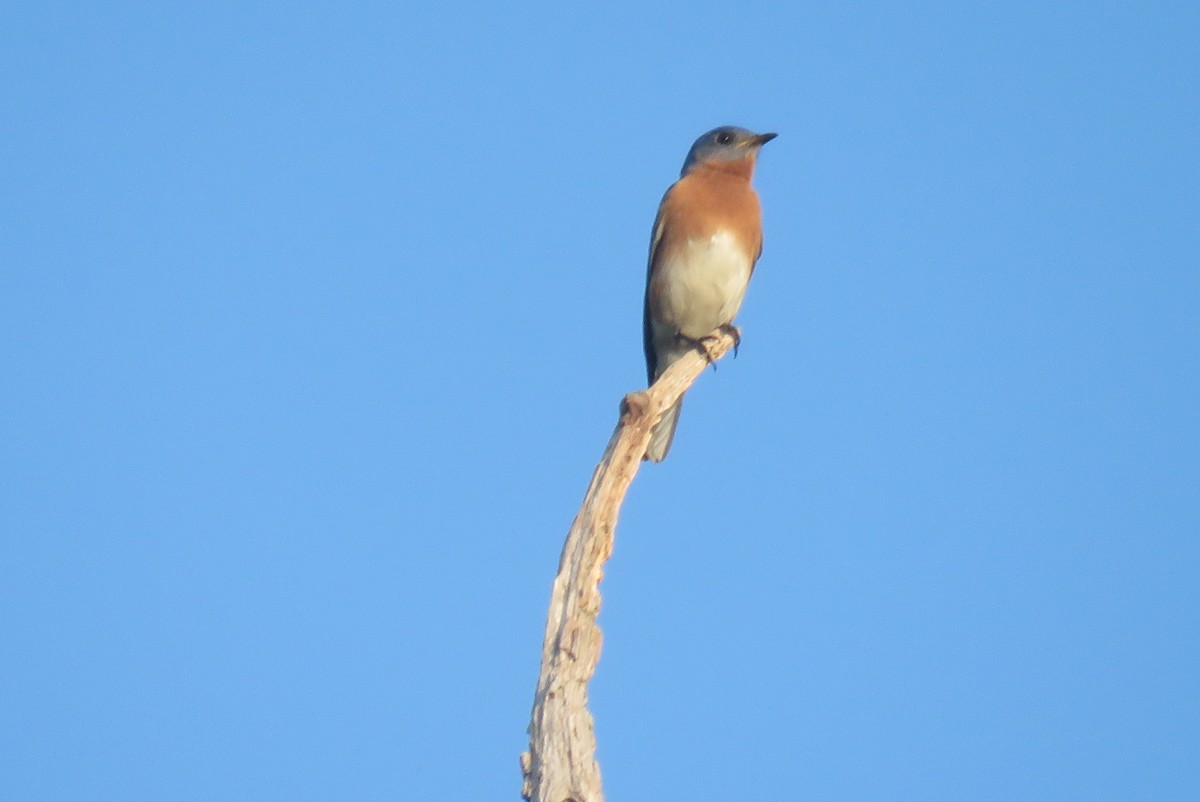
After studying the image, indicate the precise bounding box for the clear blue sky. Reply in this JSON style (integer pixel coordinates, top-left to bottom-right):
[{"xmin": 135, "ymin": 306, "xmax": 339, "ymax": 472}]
[{"xmin": 3, "ymin": 2, "xmax": 1197, "ymax": 799}]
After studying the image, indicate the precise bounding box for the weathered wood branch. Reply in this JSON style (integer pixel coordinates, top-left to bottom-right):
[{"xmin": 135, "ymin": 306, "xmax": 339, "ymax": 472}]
[{"xmin": 520, "ymin": 327, "xmax": 739, "ymax": 802}]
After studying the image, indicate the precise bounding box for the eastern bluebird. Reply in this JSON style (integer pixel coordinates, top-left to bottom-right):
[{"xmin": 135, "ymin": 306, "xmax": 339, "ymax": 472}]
[{"xmin": 642, "ymin": 126, "xmax": 776, "ymax": 462}]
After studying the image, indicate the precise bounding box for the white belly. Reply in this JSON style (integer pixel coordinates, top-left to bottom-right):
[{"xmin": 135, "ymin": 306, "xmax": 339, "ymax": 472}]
[{"xmin": 656, "ymin": 230, "xmax": 752, "ymax": 338}]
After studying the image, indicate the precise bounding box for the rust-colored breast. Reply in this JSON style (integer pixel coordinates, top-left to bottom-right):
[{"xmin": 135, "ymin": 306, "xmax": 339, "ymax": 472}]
[{"xmin": 653, "ymin": 160, "xmax": 764, "ymax": 270}]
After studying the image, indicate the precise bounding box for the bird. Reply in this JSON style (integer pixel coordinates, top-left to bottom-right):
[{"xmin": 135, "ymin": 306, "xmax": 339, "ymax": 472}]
[{"xmin": 642, "ymin": 126, "xmax": 775, "ymax": 462}]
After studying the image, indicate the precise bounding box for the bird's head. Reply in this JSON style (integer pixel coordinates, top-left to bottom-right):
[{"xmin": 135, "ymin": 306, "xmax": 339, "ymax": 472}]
[{"xmin": 681, "ymin": 126, "xmax": 777, "ymax": 177}]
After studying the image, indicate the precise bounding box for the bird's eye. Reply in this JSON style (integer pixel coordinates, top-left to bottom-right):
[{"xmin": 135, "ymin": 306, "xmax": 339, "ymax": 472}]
[{"xmin": 716, "ymin": 131, "xmax": 734, "ymax": 145}]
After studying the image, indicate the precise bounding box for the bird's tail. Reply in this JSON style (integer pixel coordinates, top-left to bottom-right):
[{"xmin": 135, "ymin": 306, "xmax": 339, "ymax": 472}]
[{"xmin": 644, "ymin": 398, "xmax": 683, "ymax": 462}]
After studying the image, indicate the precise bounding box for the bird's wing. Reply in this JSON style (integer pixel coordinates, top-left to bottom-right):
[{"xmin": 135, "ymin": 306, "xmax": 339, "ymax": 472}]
[{"xmin": 642, "ymin": 198, "xmax": 670, "ymax": 385}]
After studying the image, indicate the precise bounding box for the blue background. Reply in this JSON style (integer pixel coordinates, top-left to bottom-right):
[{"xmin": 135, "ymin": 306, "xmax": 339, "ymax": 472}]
[{"xmin": 3, "ymin": 2, "xmax": 1197, "ymax": 799}]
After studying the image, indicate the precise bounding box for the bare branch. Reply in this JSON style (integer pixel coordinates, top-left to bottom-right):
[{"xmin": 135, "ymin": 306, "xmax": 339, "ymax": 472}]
[{"xmin": 520, "ymin": 327, "xmax": 739, "ymax": 802}]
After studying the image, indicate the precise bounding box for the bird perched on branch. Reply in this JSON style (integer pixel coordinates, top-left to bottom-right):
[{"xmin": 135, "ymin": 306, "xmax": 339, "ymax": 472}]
[{"xmin": 642, "ymin": 126, "xmax": 776, "ymax": 462}]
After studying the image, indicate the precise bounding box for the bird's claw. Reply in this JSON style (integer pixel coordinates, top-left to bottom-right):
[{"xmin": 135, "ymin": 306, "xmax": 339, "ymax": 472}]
[
  {"xmin": 719, "ymin": 324, "xmax": 742, "ymax": 358},
  {"xmin": 690, "ymin": 325, "xmax": 742, "ymax": 369}
]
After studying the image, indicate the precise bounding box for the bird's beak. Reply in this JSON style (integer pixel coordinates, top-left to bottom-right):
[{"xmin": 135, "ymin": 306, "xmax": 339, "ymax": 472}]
[{"xmin": 753, "ymin": 132, "xmax": 778, "ymax": 147}]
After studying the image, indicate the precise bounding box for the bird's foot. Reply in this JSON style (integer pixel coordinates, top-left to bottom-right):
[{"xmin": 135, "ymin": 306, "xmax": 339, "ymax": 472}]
[
  {"xmin": 719, "ymin": 324, "xmax": 742, "ymax": 358},
  {"xmin": 690, "ymin": 325, "xmax": 741, "ymax": 369},
  {"xmin": 689, "ymin": 335, "xmax": 722, "ymax": 370}
]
